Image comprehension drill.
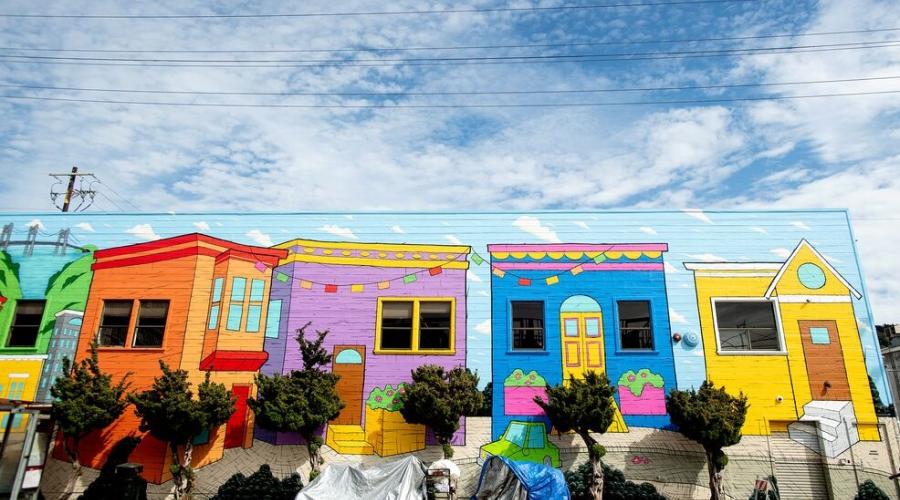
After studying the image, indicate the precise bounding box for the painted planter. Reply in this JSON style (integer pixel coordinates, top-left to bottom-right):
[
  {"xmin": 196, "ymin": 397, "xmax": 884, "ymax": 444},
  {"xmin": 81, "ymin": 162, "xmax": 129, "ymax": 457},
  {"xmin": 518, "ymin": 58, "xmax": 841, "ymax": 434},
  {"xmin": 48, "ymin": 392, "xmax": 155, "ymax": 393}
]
[
  {"xmin": 618, "ymin": 369, "xmax": 666, "ymax": 415},
  {"xmin": 503, "ymin": 369, "xmax": 547, "ymax": 416},
  {"xmin": 364, "ymin": 406, "xmax": 426, "ymax": 457}
]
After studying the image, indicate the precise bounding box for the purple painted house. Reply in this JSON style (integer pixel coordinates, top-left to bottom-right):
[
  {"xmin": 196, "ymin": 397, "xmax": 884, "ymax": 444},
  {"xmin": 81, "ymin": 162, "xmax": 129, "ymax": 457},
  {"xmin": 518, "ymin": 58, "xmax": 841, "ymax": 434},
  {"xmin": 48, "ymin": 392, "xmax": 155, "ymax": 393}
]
[{"xmin": 258, "ymin": 238, "xmax": 471, "ymax": 456}]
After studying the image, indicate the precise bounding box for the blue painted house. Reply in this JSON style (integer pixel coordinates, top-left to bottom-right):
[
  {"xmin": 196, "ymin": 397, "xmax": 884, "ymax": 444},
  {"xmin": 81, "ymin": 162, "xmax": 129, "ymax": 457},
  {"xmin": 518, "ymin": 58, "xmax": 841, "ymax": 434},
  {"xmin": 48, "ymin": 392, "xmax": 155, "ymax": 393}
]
[{"xmin": 489, "ymin": 243, "xmax": 677, "ymax": 439}]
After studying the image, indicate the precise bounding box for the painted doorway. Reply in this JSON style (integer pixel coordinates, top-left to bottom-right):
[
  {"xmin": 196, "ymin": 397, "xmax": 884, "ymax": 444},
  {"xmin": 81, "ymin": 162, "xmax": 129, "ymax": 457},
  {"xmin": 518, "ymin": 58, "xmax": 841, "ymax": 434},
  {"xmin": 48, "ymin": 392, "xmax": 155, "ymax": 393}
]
[
  {"xmin": 333, "ymin": 346, "xmax": 366, "ymax": 425},
  {"xmin": 799, "ymin": 320, "xmax": 851, "ymax": 400},
  {"xmin": 560, "ymin": 295, "xmax": 604, "ymax": 381},
  {"xmin": 224, "ymin": 384, "xmax": 250, "ymax": 449}
]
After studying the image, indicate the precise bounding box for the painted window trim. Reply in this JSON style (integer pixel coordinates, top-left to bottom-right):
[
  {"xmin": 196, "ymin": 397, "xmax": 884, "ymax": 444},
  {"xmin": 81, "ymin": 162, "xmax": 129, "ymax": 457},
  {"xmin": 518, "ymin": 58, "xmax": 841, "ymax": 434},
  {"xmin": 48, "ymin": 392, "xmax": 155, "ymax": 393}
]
[
  {"xmin": 509, "ymin": 299, "xmax": 547, "ymax": 352},
  {"xmin": 206, "ymin": 277, "xmax": 224, "ymax": 331},
  {"xmin": 131, "ymin": 299, "xmax": 170, "ymax": 348},
  {"xmin": 95, "ymin": 299, "xmax": 135, "ymax": 348},
  {"xmin": 614, "ymin": 299, "xmax": 656, "ymax": 352},
  {"xmin": 710, "ymin": 296, "xmax": 787, "ymax": 356},
  {"xmin": 245, "ymin": 278, "xmax": 267, "ymax": 333},
  {"xmin": 374, "ymin": 297, "xmax": 456, "ymax": 355},
  {"xmin": 225, "ymin": 276, "xmax": 248, "ymax": 332}
]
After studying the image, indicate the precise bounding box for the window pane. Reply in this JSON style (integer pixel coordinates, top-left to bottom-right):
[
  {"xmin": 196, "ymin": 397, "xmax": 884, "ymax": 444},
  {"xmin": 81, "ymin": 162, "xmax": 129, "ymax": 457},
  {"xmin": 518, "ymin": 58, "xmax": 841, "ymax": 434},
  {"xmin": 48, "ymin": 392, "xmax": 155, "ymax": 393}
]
[
  {"xmin": 207, "ymin": 305, "xmax": 220, "ymax": 330},
  {"xmin": 810, "ymin": 327, "xmax": 830, "ymax": 345},
  {"xmin": 246, "ymin": 305, "xmax": 262, "ymax": 333},
  {"xmin": 226, "ymin": 304, "xmax": 243, "ymax": 331},
  {"xmin": 419, "ymin": 301, "xmax": 451, "ymax": 350},
  {"xmin": 505, "ymin": 422, "xmax": 527, "ymax": 447},
  {"xmin": 231, "ymin": 277, "xmax": 247, "ymax": 301},
  {"xmin": 98, "ymin": 300, "xmax": 132, "ymax": 347},
  {"xmin": 564, "ymin": 318, "xmax": 578, "ymax": 337},
  {"xmin": 619, "ymin": 301, "xmax": 653, "ymax": 350},
  {"xmin": 249, "ymin": 279, "xmax": 265, "ymax": 301},
  {"xmin": 511, "ymin": 301, "xmax": 544, "ymax": 350},
  {"xmin": 585, "ymin": 317, "xmax": 600, "ymax": 337},
  {"xmin": 134, "ymin": 300, "xmax": 168, "ymax": 347},
  {"xmin": 714, "ymin": 301, "xmax": 780, "ymax": 351},
  {"xmin": 211, "ymin": 277, "xmax": 224, "ymax": 302},
  {"xmin": 265, "ymin": 300, "xmax": 282, "ymax": 338},
  {"xmin": 380, "ymin": 302, "xmax": 413, "ymax": 349},
  {"xmin": 527, "ymin": 427, "xmax": 544, "ymax": 449},
  {"xmin": 7, "ymin": 300, "xmax": 46, "ymax": 347}
]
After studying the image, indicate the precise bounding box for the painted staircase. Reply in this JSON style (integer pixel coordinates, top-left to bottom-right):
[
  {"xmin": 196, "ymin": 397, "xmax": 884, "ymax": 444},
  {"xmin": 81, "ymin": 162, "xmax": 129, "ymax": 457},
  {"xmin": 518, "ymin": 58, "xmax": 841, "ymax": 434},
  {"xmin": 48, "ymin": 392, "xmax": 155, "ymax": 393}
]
[
  {"xmin": 325, "ymin": 424, "xmax": 375, "ymax": 455},
  {"xmin": 788, "ymin": 400, "xmax": 858, "ymax": 458}
]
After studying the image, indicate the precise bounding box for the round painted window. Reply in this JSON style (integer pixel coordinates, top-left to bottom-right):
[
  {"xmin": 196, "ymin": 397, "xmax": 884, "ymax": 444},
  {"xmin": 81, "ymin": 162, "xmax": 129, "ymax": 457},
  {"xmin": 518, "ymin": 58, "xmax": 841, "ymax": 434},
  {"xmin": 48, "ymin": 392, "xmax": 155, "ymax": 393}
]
[{"xmin": 797, "ymin": 262, "xmax": 826, "ymax": 289}]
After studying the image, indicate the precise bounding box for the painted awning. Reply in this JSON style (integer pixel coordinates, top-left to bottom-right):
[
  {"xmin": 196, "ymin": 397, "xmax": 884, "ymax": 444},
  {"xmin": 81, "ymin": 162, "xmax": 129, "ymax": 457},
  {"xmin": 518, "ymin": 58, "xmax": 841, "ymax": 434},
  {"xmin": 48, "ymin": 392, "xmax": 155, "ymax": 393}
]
[{"xmin": 199, "ymin": 350, "xmax": 268, "ymax": 372}]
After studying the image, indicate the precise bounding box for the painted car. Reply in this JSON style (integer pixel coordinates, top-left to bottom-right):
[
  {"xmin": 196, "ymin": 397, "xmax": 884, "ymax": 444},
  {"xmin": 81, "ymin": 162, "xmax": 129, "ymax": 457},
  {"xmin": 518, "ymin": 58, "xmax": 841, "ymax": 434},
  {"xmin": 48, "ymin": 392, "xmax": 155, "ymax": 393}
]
[{"xmin": 479, "ymin": 421, "xmax": 560, "ymax": 467}]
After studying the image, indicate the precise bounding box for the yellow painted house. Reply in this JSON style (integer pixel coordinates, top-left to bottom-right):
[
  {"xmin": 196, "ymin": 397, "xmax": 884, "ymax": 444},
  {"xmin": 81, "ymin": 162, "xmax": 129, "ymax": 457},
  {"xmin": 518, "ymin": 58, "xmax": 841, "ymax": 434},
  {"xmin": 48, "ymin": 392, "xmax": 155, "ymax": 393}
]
[
  {"xmin": 685, "ymin": 240, "xmax": 877, "ymax": 457},
  {"xmin": 0, "ymin": 355, "xmax": 45, "ymax": 431}
]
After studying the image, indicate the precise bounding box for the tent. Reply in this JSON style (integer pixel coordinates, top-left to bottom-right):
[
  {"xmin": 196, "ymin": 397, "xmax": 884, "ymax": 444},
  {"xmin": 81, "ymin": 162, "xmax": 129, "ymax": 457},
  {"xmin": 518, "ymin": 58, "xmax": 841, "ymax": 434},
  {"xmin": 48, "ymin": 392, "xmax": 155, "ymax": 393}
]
[
  {"xmin": 295, "ymin": 455, "xmax": 427, "ymax": 500},
  {"xmin": 471, "ymin": 455, "xmax": 570, "ymax": 500}
]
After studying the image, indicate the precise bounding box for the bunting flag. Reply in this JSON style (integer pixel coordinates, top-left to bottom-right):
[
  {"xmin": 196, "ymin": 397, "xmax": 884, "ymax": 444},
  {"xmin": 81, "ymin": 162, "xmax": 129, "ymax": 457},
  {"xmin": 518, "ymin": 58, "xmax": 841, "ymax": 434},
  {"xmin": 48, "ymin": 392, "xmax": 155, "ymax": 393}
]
[
  {"xmin": 518, "ymin": 277, "xmax": 531, "ymax": 286},
  {"xmin": 275, "ymin": 272, "xmax": 290, "ymax": 283},
  {"xmin": 254, "ymin": 261, "xmax": 268, "ymax": 272},
  {"xmin": 570, "ymin": 264, "xmax": 584, "ymax": 276},
  {"xmin": 545, "ymin": 275, "xmax": 559, "ymax": 286},
  {"xmin": 351, "ymin": 284, "xmax": 364, "ymax": 293},
  {"xmin": 593, "ymin": 254, "xmax": 607, "ymax": 264},
  {"xmin": 492, "ymin": 267, "xmax": 506, "ymax": 278},
  {"xmin": 324, "ymin": 284, "xmax": 338, "ymax": 293},
  {"xmin": 429, "ymin": 266, "xmax": 443, "ymax": 276},
  {"xmin": 403, "ymin": 274, "xmax": 418, "ymax": 284},
  {"xmin": 377, "ymin": 281, "xmax": 391, "ymax": 290},
  {"xmin": 471, "ymin": 253, "xmax": 484, "ymax": 265},
  {"xmin": 299, "ymin": 280, "xmax": 313, "ymax": 290}
]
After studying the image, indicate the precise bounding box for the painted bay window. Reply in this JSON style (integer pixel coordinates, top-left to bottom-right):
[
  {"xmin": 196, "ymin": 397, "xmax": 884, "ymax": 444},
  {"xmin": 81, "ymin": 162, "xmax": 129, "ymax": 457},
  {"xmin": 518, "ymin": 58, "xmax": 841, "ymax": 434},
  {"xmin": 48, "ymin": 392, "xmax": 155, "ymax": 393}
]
[
  {"xmin": 713, "ymin": 300, "xmax": 782, "ymax": 352},
  {"xmin": 246, "ymin": 279, "xmax": 266, "ymax": 333},
  {"xmin": 133, "ymin": 300, "xmax": 169, "ymax": 348},
  {"xmin": 376, "ymin": 298, "xmax": 455, "ymax": 353},
  {"xmin": 97, "ymin": 300, "xmax": 132, "ymax": 347},
  {"xmin": 511, "ymin": 301, "xmax": 544, "ymax": 350},
  {"xmin": 618, "ymin": 301, "xmax": 653, "ymax": 350},
  {"xmin": 6, "ymin": 300, "xmax": 46, "ymax": 347},
  {"xmin": 226, "ymin": 277, "xmax": 246, "ymax": 331},
  {"xmin": 207, "ymin": 277, "xmax": 224, "ymax": 329}
]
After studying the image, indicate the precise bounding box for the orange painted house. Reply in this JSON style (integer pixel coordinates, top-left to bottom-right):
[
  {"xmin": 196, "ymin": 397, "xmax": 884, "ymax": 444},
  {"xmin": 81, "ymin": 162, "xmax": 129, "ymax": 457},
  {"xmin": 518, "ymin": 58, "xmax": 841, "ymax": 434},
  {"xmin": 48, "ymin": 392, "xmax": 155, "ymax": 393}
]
[{"xmin": 66, "ymin": 234, "xmax": 287, "ymax": 483}]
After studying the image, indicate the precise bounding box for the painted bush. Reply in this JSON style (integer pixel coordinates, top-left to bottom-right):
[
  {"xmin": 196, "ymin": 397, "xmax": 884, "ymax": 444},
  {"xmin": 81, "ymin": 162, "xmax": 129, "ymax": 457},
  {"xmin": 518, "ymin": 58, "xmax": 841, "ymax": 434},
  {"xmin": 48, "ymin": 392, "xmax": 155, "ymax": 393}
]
[
  {"xmin": 504, "ymin": 369, "xmax": 547, "ymax": 416},
  {"xmin": 364, "ymin": 384, "xmax": 425, "ymax": 456},
  {"xmin": 618, "ymin": 369, "xmax": 666, "ymax": 415}
]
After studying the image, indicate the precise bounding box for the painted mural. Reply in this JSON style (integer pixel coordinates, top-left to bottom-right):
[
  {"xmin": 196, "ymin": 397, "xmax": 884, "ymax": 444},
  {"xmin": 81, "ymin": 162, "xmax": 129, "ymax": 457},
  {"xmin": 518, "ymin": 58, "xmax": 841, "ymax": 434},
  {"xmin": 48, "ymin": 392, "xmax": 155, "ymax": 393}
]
[{"xmin": 0, "ymin": 211, "xmax": 893, "ymax": 494}]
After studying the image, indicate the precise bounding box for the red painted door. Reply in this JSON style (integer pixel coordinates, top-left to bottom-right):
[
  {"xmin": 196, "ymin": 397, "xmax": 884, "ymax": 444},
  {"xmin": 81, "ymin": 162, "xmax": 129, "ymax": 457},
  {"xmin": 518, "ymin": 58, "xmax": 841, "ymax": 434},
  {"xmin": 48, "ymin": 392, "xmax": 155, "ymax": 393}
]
[{"xmin": 225, "ymin": 385, "xmax": 250, "ymax": 449}]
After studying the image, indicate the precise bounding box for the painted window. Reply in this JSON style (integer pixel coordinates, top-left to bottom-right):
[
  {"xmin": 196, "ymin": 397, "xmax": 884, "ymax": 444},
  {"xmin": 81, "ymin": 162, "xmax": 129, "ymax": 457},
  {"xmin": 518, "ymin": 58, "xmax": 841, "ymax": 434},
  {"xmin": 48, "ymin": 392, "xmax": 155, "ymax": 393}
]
[
  {"xmin": 585, "ymin": 317, "xmax": 601, "ymax": 337},
  {"xmin": 207, "ymin": 277, "xmax": 224, "ymax": 330},
  {"xmin": 810, "ymin": 326, "xmax": 831, "ymax": 345},
  {"xmin": 376, "ymin": 298, "xmax": 455, "ymax": 353},
  {"xmin": 714, "ymin": 300, "xmax": 781, "ymax": 351},
  {"xmin": 618, "ymin": 301, "xmax": 653, "ymax": 350},
  {"xmin": 797, "ymin": 263, "xmax": 826, "ymax": 289},
  {"xmin": 7, "ymin": 300, "xmax": 46, "ymax": 347},
  {"xmin": 527, "ymin": 427, "xmax": 544, "ymax": 449},
  {"xmin": 504, "ymin": 421, "xmax": 528, "ymax": 447},
  {"xmin": 226, "ymin": 277, "xmax": 247, "ymax": 331},
  {"xmin": 133, "ymin": 300, "xmax": 169, "ymax": 348},
  {"xmin": 246, "ymin": 279, "xmax": 266, "ymax": 332},
  {"xmin": 265, "ymin": 300, "xmax": 282, "ymax": 338},
  {"xmin": 511, "ymin": 301, "xmax": 544, "ymax": 350},
  {"xmin": 8, "ymin": 381, "xmax": 25, "ymax": 400},
  {"xmin": 564, "ymin": 318, "xmax": 578, "ymax": 337},
  {"xmin": 97, "ymin": 300, "xmax": 133, "ymax": 347}
]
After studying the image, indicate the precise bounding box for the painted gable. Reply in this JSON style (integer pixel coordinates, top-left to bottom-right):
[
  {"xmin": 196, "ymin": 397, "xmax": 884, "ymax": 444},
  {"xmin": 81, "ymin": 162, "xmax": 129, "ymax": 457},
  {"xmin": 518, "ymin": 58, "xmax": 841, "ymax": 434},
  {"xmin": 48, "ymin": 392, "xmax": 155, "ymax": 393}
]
[{"xmin": 765, "ymin": 240, "xmax": 861, "ymax": 299}]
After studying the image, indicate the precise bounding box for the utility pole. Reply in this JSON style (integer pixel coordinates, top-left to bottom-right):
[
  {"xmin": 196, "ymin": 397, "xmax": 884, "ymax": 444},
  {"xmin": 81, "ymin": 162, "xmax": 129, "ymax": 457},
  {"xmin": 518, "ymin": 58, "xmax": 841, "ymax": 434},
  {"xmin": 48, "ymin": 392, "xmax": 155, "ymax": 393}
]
[
  {"xmin": 62, "ymin": 166, "xmax": 78, "ymax": 212},
  {"xmin": 49, "ymin": 166, "xmax": 95, "ymax": 212}
]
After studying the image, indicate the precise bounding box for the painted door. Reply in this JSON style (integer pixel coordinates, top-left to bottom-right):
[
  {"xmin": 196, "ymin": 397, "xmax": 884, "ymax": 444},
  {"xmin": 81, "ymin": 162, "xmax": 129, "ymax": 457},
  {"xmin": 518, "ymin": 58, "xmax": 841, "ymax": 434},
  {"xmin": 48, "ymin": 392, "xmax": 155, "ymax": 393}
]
[
  {"xmin": 224, "ymin": 385, "xmax": 250, "ymax": 449},
  {"xmin": 560, "ymin": 312, "xmax": 604, "ymax": 381},
  {"xmin": 799, "ymin": 320, "xmax": 851, "ymax": 400},
  {"xmin": 333, "ymin": 346, "xmax": 366, "ymax": 425}
]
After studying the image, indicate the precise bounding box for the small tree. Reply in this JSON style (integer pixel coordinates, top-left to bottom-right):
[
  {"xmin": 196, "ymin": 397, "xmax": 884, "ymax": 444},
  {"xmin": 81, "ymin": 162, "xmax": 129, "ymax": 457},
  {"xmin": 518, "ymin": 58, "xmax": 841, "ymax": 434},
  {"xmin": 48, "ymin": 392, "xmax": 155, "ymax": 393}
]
[
  {"xmin": 129, "ymin": 361, "xmax": 235, "ymax": 499},
  {"xmin": 535, "ymin": 371, "xmax": 617, "ymax": 500},
  {"xmin": 666, "ymin": 381, "xmax": 748, "ymax": 500},
  {"xmin": 50, "ymin": 345, "xmax": 130, "ymax": 500},
  {"xmin": 855, "ymin": 480, "xmax": 890, "ymax": 500},
  {"xmin": 211, "ymin": 464, "xmax": 303, "ymax": 500},
  {"xmin": 398, "ymin": 365, "xmax": 482, "ymax": 459},
  {"xmin": 249, "ymin": 323, "xmax": 344, "ymax": 480}
]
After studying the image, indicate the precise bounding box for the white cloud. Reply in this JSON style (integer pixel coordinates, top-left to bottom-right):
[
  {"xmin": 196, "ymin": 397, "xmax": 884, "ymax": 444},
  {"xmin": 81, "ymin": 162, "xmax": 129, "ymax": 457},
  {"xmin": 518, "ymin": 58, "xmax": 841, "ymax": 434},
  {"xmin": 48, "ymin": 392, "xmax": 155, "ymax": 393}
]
[
  {"xmin": 74, "ymin": 222, "xmax": 94, "ymax": 232},
  {"xmin": 573, "ymin": 221, "xmax": 590, "ymax": 230},
  {"xmin": 126, "ymin": 224, "xmax": 160, "ymax": 241},
  {"xmin": 682, "ymin": 209, "xmax": 713, "ymax": 224},
  {"xmin": 391, "ymin": 225, "xmax": 405, "ymax": 234},
  {"xmin": 166, "ymin": 210, "xmax": 176, "ymax": 216},
  {"xmin": 193, "ymin": 221, "xmax": 211, "ymax": 232},
  {"xmin": 750, "ymin": 226, "xmax": 768, "ymax": 234},
  {"xmin": 664, "ymin": 262, "xmax": 680, "ymax": 274},
  {"xmin": 477, "ymin": 290, "xmax": 490, "ymax": 297},
  {"xmin": 467, "ymin": 270, "xmax": 483, "ymax": 282},
  {"xmin": 770, "ymin": 248, "xmax": 792, "ymax": 259},
  {"xmin": 639, "ymin": 226, "xmax": 657, "ymax": 235},
  {"xmin": 444, "ymin": 235, "xmax": 463, "ymax": 245},
  {"xmin": 512, "ymin": 216, "xmax": 561, "ymax": 243},
  {"xmin": 26, "ymin": 219, "xmax": 44, "ymax": 230},
  {"xmin": 245, "ymin": 229, "xmax": 273, "ymax": 246},
  {"xmin": 791, "ymin": 221, "xmax": 811, "ymax": 230},
  {"xmin": 669, "ymin": 308, "xmax": 688, "ymax": 325},
  {"xmin": 320, "ymin": 225, "xmax": 357, "ymax": 240},
  {"xmin": 474, "ymin": 320, "xmax": 491, "ymax": 335},
  {"xmin": 686, "ymin": 253, "xmax": 727, "ymax": 262}
]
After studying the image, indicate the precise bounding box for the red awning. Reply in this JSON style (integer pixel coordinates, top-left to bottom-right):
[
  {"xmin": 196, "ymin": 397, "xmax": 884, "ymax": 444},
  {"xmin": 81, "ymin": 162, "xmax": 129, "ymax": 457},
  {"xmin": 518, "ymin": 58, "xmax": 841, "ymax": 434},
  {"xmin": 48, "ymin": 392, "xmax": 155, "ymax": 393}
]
[{"xmin": 199, "ymin": 351, "xmax": 268, "ymax": 372}]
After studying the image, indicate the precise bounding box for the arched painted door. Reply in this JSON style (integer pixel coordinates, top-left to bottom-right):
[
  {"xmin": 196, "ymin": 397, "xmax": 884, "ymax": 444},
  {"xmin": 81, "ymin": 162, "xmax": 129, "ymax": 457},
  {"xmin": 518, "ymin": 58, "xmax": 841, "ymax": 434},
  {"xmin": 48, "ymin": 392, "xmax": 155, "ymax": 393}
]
[{"xmin": 332, "ymin": 346, "xmax": 366, "ymax": 425}]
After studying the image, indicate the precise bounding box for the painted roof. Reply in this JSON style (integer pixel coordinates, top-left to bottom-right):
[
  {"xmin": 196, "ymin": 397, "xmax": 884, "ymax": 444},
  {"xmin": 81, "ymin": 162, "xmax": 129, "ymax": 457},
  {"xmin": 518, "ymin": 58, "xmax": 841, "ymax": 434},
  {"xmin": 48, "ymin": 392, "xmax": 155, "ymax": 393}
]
[
  {"xmin": 488, "ymin": 243, "xmax": 667, "ymax": 272},
  {"xmin": 274, "ymin": 238, "xmax": 470, "ymax": 270},
  {"xmin": 93, "ymin": 233, "xmax": 287, "ymax": 270},
  {"xmin": 764, "ymin": 239, "xmax": 862, "ymax": 299}
]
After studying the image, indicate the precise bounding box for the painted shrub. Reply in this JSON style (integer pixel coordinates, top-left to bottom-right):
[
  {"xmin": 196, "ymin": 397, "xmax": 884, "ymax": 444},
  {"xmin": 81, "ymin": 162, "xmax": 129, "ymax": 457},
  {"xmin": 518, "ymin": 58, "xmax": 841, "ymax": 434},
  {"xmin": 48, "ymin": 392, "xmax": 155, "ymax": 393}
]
[
  {"xmin": 618, "ymin": 369, "xmax": 666, "ymax": 415},
  {"xmin": 503, "ymin": 369, "xmax": 547, "ymax": 416}
]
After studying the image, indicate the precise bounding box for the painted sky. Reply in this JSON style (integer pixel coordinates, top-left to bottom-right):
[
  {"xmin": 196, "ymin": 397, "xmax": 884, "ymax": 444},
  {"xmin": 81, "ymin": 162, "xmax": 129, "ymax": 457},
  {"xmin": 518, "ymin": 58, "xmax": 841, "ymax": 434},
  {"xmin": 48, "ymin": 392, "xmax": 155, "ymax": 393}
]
[
  {"xmin": 0, "ymin": 0, "xmax": 898, "ymax": 327},
  {"xmin": 0, "ymin": 210, "xmax": 890, "ymax": 401}
]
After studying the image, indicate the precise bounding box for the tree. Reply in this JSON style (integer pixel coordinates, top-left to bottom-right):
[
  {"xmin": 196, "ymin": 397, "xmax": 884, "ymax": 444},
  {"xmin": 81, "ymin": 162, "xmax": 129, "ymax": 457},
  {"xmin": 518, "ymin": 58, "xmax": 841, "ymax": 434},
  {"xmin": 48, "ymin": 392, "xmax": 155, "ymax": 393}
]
[
  {"xmin": 666, "ymin": 381, "xmax": 748, "ymax": 500},
  {"xmin": 566, "ymin": 461, "xmax": 665, "ymax": 500},
  {"xmin": 128, "ymin": 362, "xmax": 235, "ymax": 499},
  {"xmin": 535, "ymin": 371, "xmax": 617, "ymax": 500},
  {"xmin": 249, "ymin": 323, "xmax": 344, "ymax": 480},
  {"xmin": 397, "ymin": 364, "xmax": 482, "ymax": 459},
  {"xmin": 855, "ymin": 480, "xmax": 890, "ymax": 500},
  {"xmin": 50, "ymin": 345, "xmax": 130, "ymax": 500},
  {"xmin": 211, "ymin": 464, "xmax": 303, "ymax": 500},
  {"xmin": 868, "ymin": 376, "xmax": 895, "ymax": 417}
]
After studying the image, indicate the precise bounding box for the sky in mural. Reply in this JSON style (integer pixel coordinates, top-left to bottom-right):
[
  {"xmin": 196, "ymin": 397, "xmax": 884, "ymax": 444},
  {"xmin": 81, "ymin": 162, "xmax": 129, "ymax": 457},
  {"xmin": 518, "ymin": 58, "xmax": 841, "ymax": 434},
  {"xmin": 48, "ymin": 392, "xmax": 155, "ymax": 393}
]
[
  {"xmin": 0, "ymin": 0, "xmax": 898, "ymax": 326},
  {"xmin": 0, "ymin": 209, "xmax": 888, "ymax": 399}
]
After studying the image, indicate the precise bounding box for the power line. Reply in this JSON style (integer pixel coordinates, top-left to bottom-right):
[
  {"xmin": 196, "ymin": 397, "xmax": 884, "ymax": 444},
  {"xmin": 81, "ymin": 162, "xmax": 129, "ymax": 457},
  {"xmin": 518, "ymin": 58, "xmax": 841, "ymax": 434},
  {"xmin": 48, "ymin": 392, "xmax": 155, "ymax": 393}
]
[
  {"xmin": 3, "ymin": 89, "xmax": 897, "ymax": 109},
  {"xmin": 95, "ymin": 191, "xmax": 126, "ymax": 211},
  {"xmin": 90, "ymin": 175, "xmax": 142, "ymax": 211},
  {"xmin": 2, "ymin": 41, "xmax": 898, "ymax": 68},
  {"xmin": 0, "ymin": 0, "xmax": 760, "ymax": 20},
  {"xmin": 2, "ymin": 75, "xmax": 897, "ymax": 98},
  {"xmin": 2, "ymin": 27, "xmax": 896, "ymax": 54}
]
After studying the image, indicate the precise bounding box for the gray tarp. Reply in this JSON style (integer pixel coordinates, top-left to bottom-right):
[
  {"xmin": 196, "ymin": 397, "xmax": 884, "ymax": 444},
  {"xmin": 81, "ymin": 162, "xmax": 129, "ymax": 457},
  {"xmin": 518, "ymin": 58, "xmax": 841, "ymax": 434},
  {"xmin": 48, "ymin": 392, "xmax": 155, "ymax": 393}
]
[{"xmin": 295, "ymin": 456, "xmax": 427, "ymax": 500}]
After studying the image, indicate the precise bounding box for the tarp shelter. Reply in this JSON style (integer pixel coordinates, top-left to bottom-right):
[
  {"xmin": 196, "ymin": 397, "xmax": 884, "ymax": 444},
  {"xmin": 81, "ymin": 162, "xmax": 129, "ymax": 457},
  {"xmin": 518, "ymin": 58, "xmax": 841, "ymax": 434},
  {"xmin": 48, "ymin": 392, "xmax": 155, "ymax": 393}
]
[
  {"xmin": 295, "ymin": 455, "xmax": 427, "ymax": 500},
  {"xmin": 472, "ymin": 455, "xmax": 569, "ymax": 500}
]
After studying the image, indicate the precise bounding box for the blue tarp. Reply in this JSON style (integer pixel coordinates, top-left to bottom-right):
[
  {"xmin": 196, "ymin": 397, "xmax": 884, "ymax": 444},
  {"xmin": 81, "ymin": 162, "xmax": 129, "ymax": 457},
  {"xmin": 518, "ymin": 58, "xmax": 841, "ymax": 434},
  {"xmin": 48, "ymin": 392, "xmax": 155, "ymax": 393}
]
[{"xmin": 472, "ymin": 456, "xmax": 570, "ymax": 500}]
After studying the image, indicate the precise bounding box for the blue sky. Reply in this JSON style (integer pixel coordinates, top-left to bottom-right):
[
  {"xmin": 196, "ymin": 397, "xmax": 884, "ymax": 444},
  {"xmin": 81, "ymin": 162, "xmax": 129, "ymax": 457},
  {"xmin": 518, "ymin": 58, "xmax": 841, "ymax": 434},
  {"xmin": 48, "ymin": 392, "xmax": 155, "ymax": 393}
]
[{"xmin": 0, "ymin": 0, "xmax": 898, "ymax": 323}]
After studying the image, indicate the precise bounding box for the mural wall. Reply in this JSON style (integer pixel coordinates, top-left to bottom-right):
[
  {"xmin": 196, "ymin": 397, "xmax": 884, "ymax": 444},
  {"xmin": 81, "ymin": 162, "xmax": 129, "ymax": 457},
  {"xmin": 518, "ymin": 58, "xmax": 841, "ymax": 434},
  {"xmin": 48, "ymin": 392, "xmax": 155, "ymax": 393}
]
[{"xmin": 0, "ymin": 211, "xmax": 892, "ymax": 490}]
